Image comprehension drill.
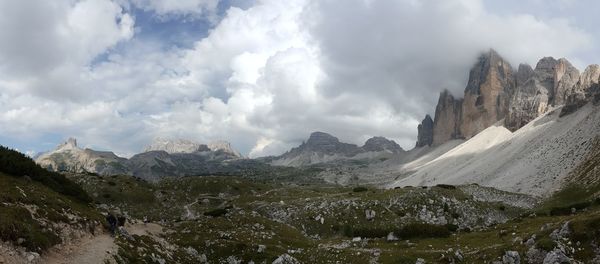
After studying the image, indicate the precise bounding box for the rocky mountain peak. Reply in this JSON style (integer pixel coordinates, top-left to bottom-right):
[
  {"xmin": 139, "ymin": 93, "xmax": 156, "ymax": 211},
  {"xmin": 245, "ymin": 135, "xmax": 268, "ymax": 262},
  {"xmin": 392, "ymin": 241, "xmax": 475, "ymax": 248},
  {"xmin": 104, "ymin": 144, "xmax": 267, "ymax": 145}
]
[
  {"xmin": 464, "ymin": 49, "xmax": 512, "ymax": 94},
  {"xmin": 362, "ymin": 136, "xmax": 403, "ymax": 153},
  {"xmin": 432, "ymin": 90, "xmax": 463, "ymax": 145},
  {"xmin": 579, "ymin": 64, "xmax": 600, "ymax": 89},
  {"xmin": 144, "ymin": 138, "xmax": 242, "ymax": 157},
  {"xmin": 57, "ymin": 137, "xmax": 79, "ymax": 151},
  {"xmin": 461, "ymin": 49, "xmax": 514, "ymax": 138},
  {"xmin": 416, "ymin": 115, "xmax": 434, "ymax": 147},
  {"xmin": 515, "ymin": 64, "xmax": 535, "ymax": 86},
  {"xmin": 208, "ymin": 140, "xmax": 242, "ymax": 158},
  {"xmin": 144, "ymin": 138, "xmax": 202, "ymax": 154},
  {"xmin": 306, "ymin": 132, "xmax": 340, "ymax": 145}
]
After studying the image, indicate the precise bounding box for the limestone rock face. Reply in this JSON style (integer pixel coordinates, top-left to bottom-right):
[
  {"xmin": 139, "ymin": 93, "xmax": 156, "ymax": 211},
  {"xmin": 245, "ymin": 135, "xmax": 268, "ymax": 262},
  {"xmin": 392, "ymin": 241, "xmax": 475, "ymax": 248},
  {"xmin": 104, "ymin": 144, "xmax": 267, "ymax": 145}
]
[
  {"xmin": 561, "ymin": 64, "xmax": 600, "ymax": 115},
  {"xmin": 460, "ymin": 49, "xmax": 514, "ymax": 139},
  {"xmin": 415, "ymin": 115, "xmax": 434, "ymax": 147},
  {"xmin": 507, "ymin": 57, "xmax": 579, "ymax": 130},
  {"xmin": 552, "ymin": 58, "xmax": 580, "ymax": 105},
  {"xmin": 432, "ymin": 90, "xmax": 463, "ymax": 145}
]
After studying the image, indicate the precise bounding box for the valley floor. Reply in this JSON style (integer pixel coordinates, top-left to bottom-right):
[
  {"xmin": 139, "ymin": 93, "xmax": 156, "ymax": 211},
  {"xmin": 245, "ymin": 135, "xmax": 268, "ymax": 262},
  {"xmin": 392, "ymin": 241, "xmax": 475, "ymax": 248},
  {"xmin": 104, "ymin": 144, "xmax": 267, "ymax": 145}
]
[{"xmin": 19, "ymin": 174, "xmax": 593, "ymax": 264}]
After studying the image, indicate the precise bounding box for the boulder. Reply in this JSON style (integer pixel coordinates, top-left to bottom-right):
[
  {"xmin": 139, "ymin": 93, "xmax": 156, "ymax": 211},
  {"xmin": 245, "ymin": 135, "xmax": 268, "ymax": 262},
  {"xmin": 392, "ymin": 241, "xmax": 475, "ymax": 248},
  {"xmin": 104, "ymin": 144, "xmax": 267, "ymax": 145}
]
[
  {"xmin": 272, "ymin": 254, "xmax": 300, "ymax": 264},
  {"xmin": 502, "ymin": 251, "xmax": 520, "ymax": 264}
]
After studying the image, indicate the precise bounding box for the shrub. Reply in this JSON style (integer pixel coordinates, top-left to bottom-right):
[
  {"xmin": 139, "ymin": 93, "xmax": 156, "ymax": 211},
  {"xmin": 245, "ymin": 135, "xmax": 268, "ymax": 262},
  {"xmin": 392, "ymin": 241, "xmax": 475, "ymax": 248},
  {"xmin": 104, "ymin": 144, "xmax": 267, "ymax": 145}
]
[
  {"xmin": 445, "ymin": 224, "xmax": 459, "ymax": 232},
  {"xmin": 204, "ymin": 207, "xmax": 231, "ymax": 217},
  {"xmin": 340, "ymin": 224, "xmax": 391, "ymax": 238},
  {"xmin": 536, "ymin": 237, "xmax": 556, "ymax": 251},
  {"xmin": 436, "ymin": 184, "xmax": 456, "ymax": 190},
  {"xmin": 549, "ymin": 201, "xmax": 592, "ymax": 216},
  {"xmin": 352, "ymin": 187, "xmax": 368, "ymax": 192},
  {"xmin": 395, "ymin": 223, "xmax": 451, "ymax": 239}
]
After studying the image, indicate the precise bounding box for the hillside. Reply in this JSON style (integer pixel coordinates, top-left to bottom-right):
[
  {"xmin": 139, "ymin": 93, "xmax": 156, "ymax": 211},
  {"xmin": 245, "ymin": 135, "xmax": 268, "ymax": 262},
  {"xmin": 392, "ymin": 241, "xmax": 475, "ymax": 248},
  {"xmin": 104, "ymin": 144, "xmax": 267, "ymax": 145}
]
[{"xmin": 0, "ymin": 146, "xmax": 102, "ymax": 263}]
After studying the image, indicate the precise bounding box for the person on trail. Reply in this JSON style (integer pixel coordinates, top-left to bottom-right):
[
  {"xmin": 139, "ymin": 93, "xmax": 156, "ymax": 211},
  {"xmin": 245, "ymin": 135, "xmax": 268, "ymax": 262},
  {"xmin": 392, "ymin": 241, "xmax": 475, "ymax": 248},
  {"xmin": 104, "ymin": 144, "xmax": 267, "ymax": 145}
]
[
  {"xmin": 143, "ymin": 216, "xmax": 148, "ymax": 225},
  {"xmin": 117, "ymin": 215, "xmax": 126, "ymax": 227},
  {"xmin": 106, "ymin": 213, "xmax": 117, "ymax": 236}
]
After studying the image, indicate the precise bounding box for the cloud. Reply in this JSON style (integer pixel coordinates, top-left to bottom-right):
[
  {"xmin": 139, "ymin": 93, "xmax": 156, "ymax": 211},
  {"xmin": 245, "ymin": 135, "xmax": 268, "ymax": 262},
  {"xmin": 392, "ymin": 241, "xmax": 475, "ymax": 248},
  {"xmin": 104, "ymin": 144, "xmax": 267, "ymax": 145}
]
[
  {"xmin": 159, "ymin": 0, "xmax": 590, "ymax": 157},
  {"xmin": 0, "ymin": 0, "xmax": 133, "ymax": 100},
  {"xmin": 129, "ymin": 0, "xmax": 220, "ymax": 18},
  {"xmin": 0, "ymin": 0, "xmax": 594, "ymax": 158}
]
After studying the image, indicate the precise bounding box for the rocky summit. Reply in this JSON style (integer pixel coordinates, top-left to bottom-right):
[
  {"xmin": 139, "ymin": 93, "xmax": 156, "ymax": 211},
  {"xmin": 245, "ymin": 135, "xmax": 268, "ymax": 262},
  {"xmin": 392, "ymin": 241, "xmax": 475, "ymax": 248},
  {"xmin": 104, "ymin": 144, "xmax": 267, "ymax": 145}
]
[
  {"xmin": 270, "ymin": 132, "xmax": 403, "ymax": 167},
  {"xmin": 415, "ymin": 115, "xmax": 433, "ymax": 147}
]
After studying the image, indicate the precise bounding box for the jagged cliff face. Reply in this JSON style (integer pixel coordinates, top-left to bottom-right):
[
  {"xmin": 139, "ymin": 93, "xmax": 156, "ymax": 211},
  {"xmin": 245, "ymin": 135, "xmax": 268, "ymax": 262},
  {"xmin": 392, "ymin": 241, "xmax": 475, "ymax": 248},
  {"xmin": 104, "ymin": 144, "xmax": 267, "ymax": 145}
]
[
  {"xmin": 431, "ymin": 90, "xmax": 463, "ymax": 145},
  {"xmin": 506, "ymin": 58, "xmax": 580, "ymax": 130},
  {"xmin": 415, "ymin": 115, "xmax": 433, "ymax": 147},
  {"xmin": 553, "ymin": 58, "xmax": 581, "ymax": 105},
  {"xmin": 422, "ymin": 49, "xmax": 599, "ymax": 146},
  {"xmin": 460, "ymin": 50, "xmax": 514, "ymax": 138},
  {"xmin": 560, "ymin": 65, "xmax": 600, "ymax": 116}
]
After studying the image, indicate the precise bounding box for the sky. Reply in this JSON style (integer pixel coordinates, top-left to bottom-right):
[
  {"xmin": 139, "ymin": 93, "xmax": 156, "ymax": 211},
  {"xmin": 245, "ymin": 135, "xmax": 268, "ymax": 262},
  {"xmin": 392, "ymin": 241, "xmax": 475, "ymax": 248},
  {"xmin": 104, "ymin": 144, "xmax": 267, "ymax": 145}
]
[{"xmin": 0, "ymin": 0, "xmax": 598, "ymax": 158}]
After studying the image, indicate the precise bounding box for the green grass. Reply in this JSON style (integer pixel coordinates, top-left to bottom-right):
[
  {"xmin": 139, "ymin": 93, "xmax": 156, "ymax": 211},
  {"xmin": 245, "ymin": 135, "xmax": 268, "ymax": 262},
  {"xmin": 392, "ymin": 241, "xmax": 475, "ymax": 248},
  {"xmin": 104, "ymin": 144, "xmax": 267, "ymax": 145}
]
[
  {"xmin": 0, "ymin": 173, "xmax": 102, "ymax": 252},
  {"xmin": 0, "ymin": 145, "xmax": 91, "ymax": 203}
]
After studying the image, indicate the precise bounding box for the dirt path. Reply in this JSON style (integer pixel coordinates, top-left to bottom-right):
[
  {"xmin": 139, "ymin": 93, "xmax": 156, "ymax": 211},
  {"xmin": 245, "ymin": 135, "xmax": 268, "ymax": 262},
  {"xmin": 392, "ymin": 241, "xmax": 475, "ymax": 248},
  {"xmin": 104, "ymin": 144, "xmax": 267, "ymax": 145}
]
[
  {"xmin": 40, "ymin": 223, "xmax": 163, "ymax": 264},
  {"xmin": 41, "ymin": 233, "xmax": 117, "ymax": 264}
]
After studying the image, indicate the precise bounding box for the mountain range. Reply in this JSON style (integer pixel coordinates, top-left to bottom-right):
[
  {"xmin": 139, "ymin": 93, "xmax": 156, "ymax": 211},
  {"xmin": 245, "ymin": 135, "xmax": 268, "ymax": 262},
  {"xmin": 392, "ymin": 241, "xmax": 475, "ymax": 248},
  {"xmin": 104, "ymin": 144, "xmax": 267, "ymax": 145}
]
[
  {"xmin": 36, "ymin": 138, "xmax": 246, "ymax": 181},
  {"xmin": 35, "ymin": 49, "xmax": 600, "ymax": 197}
]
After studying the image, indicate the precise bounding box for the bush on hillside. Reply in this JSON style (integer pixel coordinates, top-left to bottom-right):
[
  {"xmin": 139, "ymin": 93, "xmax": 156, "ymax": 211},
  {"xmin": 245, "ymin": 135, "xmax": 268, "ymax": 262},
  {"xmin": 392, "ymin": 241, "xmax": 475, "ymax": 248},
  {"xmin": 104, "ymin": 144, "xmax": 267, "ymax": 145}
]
[
  {"xmin": 549, "ymin": 201, "xmax": 592, "ymax": 216},
  {"xmin": 352, "ymin": 186, "xmax": 368, "ymax": 192},
  {"xmin": 395, "ymin": 223, "xmax": 451, "ymax": 239},
  {"xmin": 0, "ymin": 145, "xmax": 91, "ymax": 203}
]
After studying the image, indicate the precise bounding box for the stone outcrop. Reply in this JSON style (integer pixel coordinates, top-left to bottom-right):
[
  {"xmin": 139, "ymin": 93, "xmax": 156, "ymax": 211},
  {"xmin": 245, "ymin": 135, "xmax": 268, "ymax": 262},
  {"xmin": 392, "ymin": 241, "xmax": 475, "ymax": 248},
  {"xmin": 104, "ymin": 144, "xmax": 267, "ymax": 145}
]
[
  {"xmin": 432, "ymin": 90, "xmax": 463, "ymax": 145},
  {"xmin": 460, "ymin": 49, "xmax": 514, "ymax": 138},
  {"xmin": 415, "ymin": 115, "xmax": 433, "ymax": 147}
]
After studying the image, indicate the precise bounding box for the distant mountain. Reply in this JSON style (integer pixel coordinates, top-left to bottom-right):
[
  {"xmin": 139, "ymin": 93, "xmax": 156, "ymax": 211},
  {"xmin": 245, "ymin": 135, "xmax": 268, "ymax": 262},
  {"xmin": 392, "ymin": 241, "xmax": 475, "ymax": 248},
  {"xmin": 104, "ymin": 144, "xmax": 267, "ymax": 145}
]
[
  {"xmin": 143, "ymin": 138, "xmax": 204, "ymax": 154},
  {"xmin": 271, "ymin": 132, "xmax": 404, "ymax": 167},
  {"xmin": 36, "ymin": 138, "xmax": 129, "ymax": 175},
  {"xmin": 36, "ymin": 137, "xmax": 245, "ymax": 181},
  {"xmin": 143, "ymin": 138, "xmax": 242, "ymax": 158}
]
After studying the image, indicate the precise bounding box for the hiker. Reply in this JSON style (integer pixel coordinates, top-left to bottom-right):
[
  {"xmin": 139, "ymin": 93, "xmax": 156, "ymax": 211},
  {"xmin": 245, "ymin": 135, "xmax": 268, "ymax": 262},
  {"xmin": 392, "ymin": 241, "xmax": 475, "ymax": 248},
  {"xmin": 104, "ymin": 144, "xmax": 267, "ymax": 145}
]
[
  {"xmin": 117, "ymin": 215, "xmax": 126, "ymax": 227},
  {"xmin": 106, "ymin": 213, "xmax": 117, "ymax": 236},
  {"xmin": 143, "ymin": 215, "xmax": 148, "ymax": 225}
]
